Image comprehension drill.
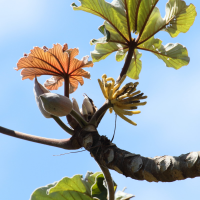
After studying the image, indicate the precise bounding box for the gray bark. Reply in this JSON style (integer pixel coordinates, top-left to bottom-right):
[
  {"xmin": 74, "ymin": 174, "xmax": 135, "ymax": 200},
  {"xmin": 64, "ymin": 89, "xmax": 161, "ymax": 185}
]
[{"xmin": 80, "ymin": 127, "xmax": 200, "ymax": 182}]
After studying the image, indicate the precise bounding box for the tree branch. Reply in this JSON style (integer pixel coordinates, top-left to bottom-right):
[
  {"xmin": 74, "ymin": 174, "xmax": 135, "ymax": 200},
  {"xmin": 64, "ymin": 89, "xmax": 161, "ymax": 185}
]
[
  {"xmin": 78, "ymin": 129, "xmax": 200, "ymax": 183},
  {"xmin": 2, "ymin": 124, "xmax": 200, "ymax": 183},
  {"xmin": 0, "ymin": 126, "xmax": 81, "ymax": 150}
]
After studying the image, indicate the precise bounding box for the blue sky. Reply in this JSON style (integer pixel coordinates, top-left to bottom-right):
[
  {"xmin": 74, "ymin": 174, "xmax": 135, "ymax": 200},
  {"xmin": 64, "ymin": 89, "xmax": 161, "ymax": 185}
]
[{"xmin": 0, "ymin": 0, "xmax": 200, "ymax": 199}]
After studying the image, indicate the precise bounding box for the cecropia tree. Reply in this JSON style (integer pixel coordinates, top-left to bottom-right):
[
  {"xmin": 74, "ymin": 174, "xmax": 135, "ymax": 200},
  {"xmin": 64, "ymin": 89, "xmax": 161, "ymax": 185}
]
[{"xmin": 0, "ymin": 0, "xmax": 198, "ymax": 199}]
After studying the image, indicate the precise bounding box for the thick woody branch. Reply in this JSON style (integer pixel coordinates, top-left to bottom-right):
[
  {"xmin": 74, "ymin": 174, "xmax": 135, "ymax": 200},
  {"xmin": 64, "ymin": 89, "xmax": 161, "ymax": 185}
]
[
  {"xmin": 0, "ymin": 126, "xmax": 81, "ymax": 150},
  {"xmin": 79, "ymin": 129, "xmax": 200, "ymax": 183},
  {"xmin": 1, "ymin": 124, "xmax": 200, "ymax": 183}
]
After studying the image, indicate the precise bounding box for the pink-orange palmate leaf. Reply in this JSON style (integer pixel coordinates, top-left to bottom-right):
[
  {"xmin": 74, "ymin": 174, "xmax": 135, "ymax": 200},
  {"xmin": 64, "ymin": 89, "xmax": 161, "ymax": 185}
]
[{"xmin": 16, "ymin": 43, "xmax": 93, "ymax": 94}]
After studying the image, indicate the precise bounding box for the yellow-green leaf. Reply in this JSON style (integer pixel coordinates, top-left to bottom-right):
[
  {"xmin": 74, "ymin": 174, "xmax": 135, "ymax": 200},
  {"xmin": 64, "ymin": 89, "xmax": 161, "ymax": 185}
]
[
  {"xmin": 128, "ymin": 0, "xmax": 142, "ymax": 33},
  {"xmin": 72, "ymin": 0, "xmax": 129, "ymax": 41},
  {"xmin": 90, "ymin": 21, "xmax": 127, "ymax": 45},
  {"xmin": 91, "ymin": 42, "xmax": 126, "ymax": 62},
  {"xmin": 164, "ymin": 0, "xmax": 197, "ymax": 38},
  {"xmin": 138, "ymin": 37, "xmax": 190, "ymax": 69},
  {"xmin": 138, "ymin": 7, "xmax": 165, "ymax": 44},
  {"xmin": 116, "ymin": 48, "xmax": 128, "ymax": 62},
  {"xmin": 136, "ymin": 0, "xmax": 159, "ymax": 34}
]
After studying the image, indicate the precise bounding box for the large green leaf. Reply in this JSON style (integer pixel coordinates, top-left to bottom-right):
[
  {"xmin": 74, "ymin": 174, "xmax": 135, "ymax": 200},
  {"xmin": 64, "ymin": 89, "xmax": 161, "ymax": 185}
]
[
  {"xmin": 30, "ymin": 172, "xmax": 102, "ymax": 200},
  {"xmin": 138, "ymin": 37, "xmax": 189, "ymax": 69},
  {"xmin": 136, "ymin": 0, "xmax": 159, "ymax": 34},
  {"xmin": 72, "ymin": 0, "xmax": 196, "ymax": 79},
  {"xmin": 116, "ymin": 47, "xmax": 128, "ymax": 62},
  {"xmin": 90, "ymin": 21, "xmax": 128, "ymax": 62},
  {"xmin": 126, "ymin": 49, "xmax": 142, "ymax": 79},
  {"xmin": 90, "ymin": 21, "xmax": 127, "ymax": 45},
  {"xmin": 138, "ymin": 0, "xmax": 197, "ymax": 44},
  {"xmin": 72, "ymin": 0, "xmax": 129, "ymax": 41},
  {"xmin": 90, "ymin": 25, "xmax": 111, "ymax": 45},
  {"xmin": 164, "ymin": 0, "xmax": 197, "ymax": 38},
  {"xmin": 111, "ymin": 0, "xmax": 126, "ymax": 16},
  {"xmin": 30, "ymin": 182, "xmax": 58, "ymax": 200},
  {"xmin": 92, "ymin": 173, "xmax": 107, "ymax": 200},
  {"xmin": 138, "ymin": 7, "xmax": 165, "ymax": 44},
  {"xmin": 91, "ymin": 42, "xmax": 126, "ymax": 62}
]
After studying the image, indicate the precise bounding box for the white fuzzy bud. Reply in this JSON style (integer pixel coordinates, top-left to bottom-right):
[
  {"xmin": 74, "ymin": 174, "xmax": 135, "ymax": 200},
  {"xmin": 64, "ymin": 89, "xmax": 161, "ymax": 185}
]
[
  {"xmin": 83, "ymin": 95, "xmax": 93, "ymax": 115},
  {"xmin": 40, "ymin": 93, "xmax": 72, "ymax": 117},
  {"xmin": 72, "ymin": 98, "xmax": 81, "ymax": 115}
]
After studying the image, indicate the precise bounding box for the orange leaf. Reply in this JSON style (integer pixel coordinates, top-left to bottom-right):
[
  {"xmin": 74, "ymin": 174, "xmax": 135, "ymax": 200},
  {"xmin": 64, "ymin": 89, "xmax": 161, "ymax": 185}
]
[{"xmin": 16, "ymin": 43, "xmax": 93, "ymax": 92}]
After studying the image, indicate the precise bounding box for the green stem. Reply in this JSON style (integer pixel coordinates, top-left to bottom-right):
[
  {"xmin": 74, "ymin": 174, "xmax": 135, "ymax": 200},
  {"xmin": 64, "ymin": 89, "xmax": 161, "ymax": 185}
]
[
  {"xmin": 52, "ymin": 115, "xmax": 74, "ymax": 135},
  {"xmin": 70, "ymin": 109, "xmax": 88, "ymax": 127},
  {"xmin": 98, "ymin": 163, "xmax": 115, "ymax": 200}
]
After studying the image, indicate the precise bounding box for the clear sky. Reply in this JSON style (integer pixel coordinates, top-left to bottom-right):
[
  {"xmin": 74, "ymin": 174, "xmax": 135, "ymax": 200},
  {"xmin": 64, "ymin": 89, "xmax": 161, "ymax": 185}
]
[{"xmin": 0, "ymin": 0, "xmax": 200, "ymax": 199}]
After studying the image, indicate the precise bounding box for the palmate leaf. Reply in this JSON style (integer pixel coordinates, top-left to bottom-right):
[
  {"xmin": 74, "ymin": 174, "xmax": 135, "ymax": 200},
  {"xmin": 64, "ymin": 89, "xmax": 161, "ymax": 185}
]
[
  {"xmin": 72, "ymin": 0, "xmax": 197, "ymax": 79},
  {"xmin": 30, "ymin": 172, "xmax": 101, "ymax": 200},
  {"xmin": 72, "ymin": 0, "xmax": 129, "ymax": 41},
  {"xmin": 30, "ymin": 172, "xmax": 135, "ymax": 200},
  {"xmin": 92, "ymin": 173, "xmax": 107, "ymax": 200},
  {"xmin": 164, "ymin": 0, "xmax": 197, "ymax": 38},
  {"xmin": 16, "ymin": 44, "xmax": 93, "ymax": 93},
  {"xmin": 138, "ymin": 37, "xmax": 189, "ymax": 69}
]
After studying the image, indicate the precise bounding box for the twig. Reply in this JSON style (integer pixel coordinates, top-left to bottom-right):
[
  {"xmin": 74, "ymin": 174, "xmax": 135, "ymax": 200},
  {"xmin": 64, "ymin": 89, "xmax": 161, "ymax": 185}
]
[
  {"xmin": 52, "ymin": 115, "xmax": 74, "ymax": 135},
  {"xmin": 89, "ymin": 101, "xmax": 111, "ymax": 127},
  {"xmin": 111, "ymin": 114, "xmax": 117, "ymax": 142},
  {"xmin": 70, "ymin": 109, "xmax": 88, "ymax": 127}
]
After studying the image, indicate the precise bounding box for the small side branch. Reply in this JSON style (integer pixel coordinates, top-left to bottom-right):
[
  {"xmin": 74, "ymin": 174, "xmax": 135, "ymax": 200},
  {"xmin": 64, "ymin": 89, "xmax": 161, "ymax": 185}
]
[
  {"xmin": 0, "ymin": 126, "xmax": 81, "ymax": 150},
  {"xmin": 89, "ymin": 101, "xmax": 110, "ymax": 127},
  {"xmin": 70, "ymin": 109, "xmax": 88, "ymax": 127},
  {"xmin": 52, "ymin": 115, "xmax": 74, "ymax": 135}
]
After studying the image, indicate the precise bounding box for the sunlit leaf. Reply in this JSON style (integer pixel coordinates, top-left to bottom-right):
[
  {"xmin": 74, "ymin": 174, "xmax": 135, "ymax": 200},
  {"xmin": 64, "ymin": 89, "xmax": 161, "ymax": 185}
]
[
  {"xmin": 91, "ymin": 42, "xmax": 126, "ymax": 62},
  {"xmin": 16, "ymin": 44, "xmax": 93, "ymax": 93},
  {"xmin": 92, "ymin": 173, "xmax": 107, "ymax": 200},
  {"xmin": 136, "ymin": 0, "xmax": 159, "ymax": 34},
  {"xmin": 90, "ymin": 25, "xmax": 111, "ymax": 45},
  {"xmin": 31, "ymin": 173, "xmax": 99, "ymax": 200},
  {"xmin": 164, "ymin": 0, "xmax": 197, "ymax": 38},
  {"xmin": 138, "ymin": 37, "xmax": 189, "ymax": 69},
  {"xmin": 116, "ymin": 48, "xmax": 128, "ymax": 62},
  {"xmin": 30, "ymin": 182, "xmax": 58, "ymax": 200},
  {"xmin": 73, "ymin": 0, "xmax": 196, "ymax": 79},
  {"xmin": 138, "ymin": 7, "xmax": 165, "ymax": 44},
  {"xmin": 115, "ymin": 190, "xmax": 135, "ymax": 200},
  {"xmin": 72, "ymin": 0, "xmax": 129, "ymax": 41},
  {"xmin": 126, "ymin": 49, "xmax": 142, "ymax": 79}
]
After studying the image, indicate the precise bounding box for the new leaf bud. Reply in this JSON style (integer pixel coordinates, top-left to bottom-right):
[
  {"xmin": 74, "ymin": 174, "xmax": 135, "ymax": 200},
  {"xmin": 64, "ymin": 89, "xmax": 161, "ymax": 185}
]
[{"xmin": 40, "ymin": 93, "xmax": 72, "ymax": 117}]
